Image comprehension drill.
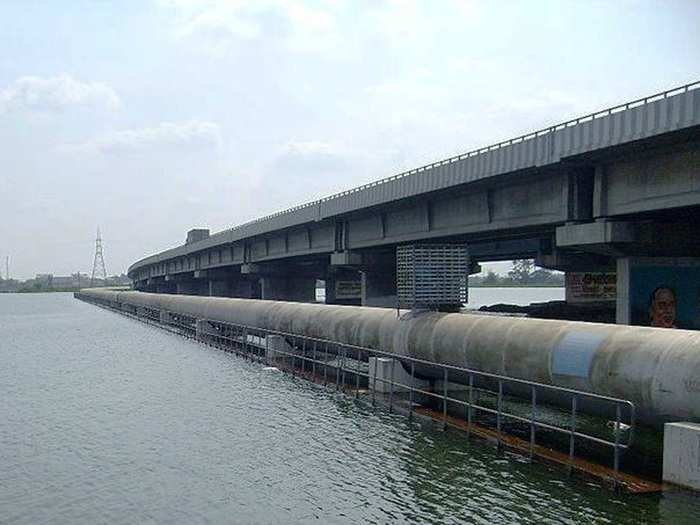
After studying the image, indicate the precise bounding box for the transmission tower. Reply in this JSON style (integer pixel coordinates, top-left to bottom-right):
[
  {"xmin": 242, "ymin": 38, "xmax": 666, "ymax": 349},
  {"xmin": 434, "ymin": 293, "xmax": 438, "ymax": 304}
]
[{"xmin": 91, "ymin": 228, "xmax": 108, "ymax": 287}]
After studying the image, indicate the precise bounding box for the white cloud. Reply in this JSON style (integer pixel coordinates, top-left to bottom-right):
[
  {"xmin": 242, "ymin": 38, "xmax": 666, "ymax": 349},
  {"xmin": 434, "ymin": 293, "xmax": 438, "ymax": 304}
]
[
  {"xmin": 274, "ymin": 139, "xmax": 350, "ymax": 172},
  {"xmin": 158, "ymin": 0, "xmax": 482, "ymax": 59},
  {"xmin": 159, "ymin": 0, "xmax": 343, "ymax": 56},
  {"xmin": 281, "ymin": 139, "xmax": 344, "ymax": 157},
  {"xmin": 58, "ymin": 120, "xmax": 222, "ymax": 155},
  {"xmin": 172, "ymin": 0, "xmax": 262, "ymax": 40},
  {"xmin": 0, "ymin": 74, "xmax": 120, "ymax": 114}
]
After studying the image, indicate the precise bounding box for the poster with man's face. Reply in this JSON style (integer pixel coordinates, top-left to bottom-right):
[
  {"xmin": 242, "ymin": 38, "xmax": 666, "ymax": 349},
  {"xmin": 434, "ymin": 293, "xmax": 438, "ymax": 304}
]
[{"xmin": 629, "ymin": 264, "xmax": 700, "ymax": 330}]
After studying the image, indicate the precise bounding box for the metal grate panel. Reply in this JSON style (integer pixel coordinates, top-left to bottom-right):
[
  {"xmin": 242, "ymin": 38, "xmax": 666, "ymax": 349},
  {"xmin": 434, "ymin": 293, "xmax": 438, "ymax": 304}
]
[{"xmin": 397, "ymin": 244, "xmax": 469, "ymax": 309}]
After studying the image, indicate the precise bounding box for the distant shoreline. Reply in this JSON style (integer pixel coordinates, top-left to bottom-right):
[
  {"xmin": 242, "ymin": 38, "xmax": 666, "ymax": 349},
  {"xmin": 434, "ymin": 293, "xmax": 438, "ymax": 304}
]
[
  {"xmin": 1, "ymin": 289, "xmax": 83, "ymax": 294},
  {"xmin": 2, "ymin": 284, "xmax": 567, "ymax": 294},
  {"xmin": 469, "ymin": 284, "xmax": 564, "ymax": 288}
]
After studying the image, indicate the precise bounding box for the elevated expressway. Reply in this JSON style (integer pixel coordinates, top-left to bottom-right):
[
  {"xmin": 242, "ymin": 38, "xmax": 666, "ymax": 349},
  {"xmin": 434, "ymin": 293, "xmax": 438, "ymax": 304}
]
[{"xmin": 128, "ymin": 82, "xmax": 700, "ymax": 315}]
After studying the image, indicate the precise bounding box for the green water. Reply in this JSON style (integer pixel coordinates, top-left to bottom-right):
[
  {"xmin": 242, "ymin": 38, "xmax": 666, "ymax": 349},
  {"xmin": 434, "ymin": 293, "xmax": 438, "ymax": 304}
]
[{"xmin": 1, "ymin": 293, "xmax": 698, "ymax": 524}]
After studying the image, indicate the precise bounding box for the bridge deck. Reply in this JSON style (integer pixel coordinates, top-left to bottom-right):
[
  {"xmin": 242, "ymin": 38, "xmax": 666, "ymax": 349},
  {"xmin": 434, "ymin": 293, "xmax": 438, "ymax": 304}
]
[{"xmin": 130, "ymin": 81, "xmax": 700, "ymax": 276}]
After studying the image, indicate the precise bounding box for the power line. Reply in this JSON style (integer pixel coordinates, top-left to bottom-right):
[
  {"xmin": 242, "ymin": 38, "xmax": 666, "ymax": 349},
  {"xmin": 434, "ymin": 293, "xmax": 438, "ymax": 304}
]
[{"xmin": 90, "ymin": 228, "xmax": 108, "ymax": 287}]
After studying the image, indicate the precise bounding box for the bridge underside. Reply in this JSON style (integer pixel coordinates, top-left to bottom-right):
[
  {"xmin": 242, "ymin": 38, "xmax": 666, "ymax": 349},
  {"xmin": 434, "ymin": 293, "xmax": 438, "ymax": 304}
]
[{"xmin": 132, "ymin": 124, "xmax": 700, "ymax": 326}]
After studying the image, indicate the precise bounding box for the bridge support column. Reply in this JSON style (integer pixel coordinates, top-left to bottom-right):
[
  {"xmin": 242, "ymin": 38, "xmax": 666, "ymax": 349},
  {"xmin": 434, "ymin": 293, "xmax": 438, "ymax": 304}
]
[
  {"xmin": 231, "ymin": 278, "xmax": 260, "ymax": 299},
  {"xmin": 208, "ymin": 280, "xmax": 232, "ymax": 297},
  {"xmin": 260, "ymin": 276, "xmax": 316, "ymax": 302},
  {"xmin": 325, "ymin": 270, "xmax": 362, "ymax": 306},
  {"xmin": 361, "ymin": 252, "xmax": 397, "ymax": 308},
  {"xmin": 326, "ymin": 252, "xmax": 362, "ymax": 305},
  {"xmin": 156, "ymin": 281, "xmax": 175, "ymax": 294},
  {"xmin": 176, "ymin": 281, "xmax": 204, "ymax": 295}
]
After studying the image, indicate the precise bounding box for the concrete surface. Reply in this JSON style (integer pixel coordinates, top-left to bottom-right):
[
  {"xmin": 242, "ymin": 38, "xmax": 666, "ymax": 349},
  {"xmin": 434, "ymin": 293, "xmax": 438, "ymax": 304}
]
[{"xmin": 663, "ymin": 422, "xmax": 700, "ymax": 490}]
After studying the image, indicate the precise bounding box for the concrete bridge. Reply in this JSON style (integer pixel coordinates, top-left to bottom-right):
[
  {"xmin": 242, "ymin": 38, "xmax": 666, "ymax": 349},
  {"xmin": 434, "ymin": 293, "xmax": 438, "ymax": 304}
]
[{"xmin": 128, "ymin": 82, "xmax": 700, "ymax": 325}]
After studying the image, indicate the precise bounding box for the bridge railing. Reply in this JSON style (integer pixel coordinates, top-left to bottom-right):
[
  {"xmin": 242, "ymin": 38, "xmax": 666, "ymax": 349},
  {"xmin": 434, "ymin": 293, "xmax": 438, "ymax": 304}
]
[
  {"xmin": 220, "ymin": 80, "xmax": 700, "ymax": 231},
  {"xmin": 77, "ymin": 292, "xmax": 639, "ymax": 490},
  {"xmin": 128, "ymin": 80, "xmax": 700, "ymax": 274},
  {"xmin": 196, "ymin": 318, "xmax": 636, "ymax": 489}
]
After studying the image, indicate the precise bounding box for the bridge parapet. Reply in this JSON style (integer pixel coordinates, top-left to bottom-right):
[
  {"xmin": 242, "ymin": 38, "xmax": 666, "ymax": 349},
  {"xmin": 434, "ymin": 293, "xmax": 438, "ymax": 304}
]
[{"xmin": 129, "ymin": 82, "xmax": 700, "ymax": 276}]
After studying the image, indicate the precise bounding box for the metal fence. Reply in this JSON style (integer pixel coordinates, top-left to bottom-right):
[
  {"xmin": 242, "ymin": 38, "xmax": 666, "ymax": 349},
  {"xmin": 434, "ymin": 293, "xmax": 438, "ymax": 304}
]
[
  {"xmin": 397, "ymin": 244, "xmax": 469, "ymax": 308},
  {"xmin": 167, "ymin": 313, "xmax": 635, "ymax": 488},
  {"xmin": 79, "ymin": 294, "xmax": 637, "ymax": 490}
]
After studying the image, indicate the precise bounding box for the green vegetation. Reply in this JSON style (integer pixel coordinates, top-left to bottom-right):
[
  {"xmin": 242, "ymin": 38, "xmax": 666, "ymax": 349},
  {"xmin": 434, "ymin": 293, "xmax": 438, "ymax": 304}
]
[
  {"xmin": 16, "ymin": 285, "xmax": 83, "ymax": 293},
  {"xmin": 1, "ymin": 273, "xmax": 131, "ymax": 293},
  {"xmin": 470, "ymin": 260, "xmax": 564, "ymax": 287}
]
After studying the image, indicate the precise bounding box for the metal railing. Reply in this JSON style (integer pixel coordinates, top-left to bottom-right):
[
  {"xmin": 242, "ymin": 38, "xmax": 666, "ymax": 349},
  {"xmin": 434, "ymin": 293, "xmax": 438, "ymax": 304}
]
[
  {"xmin": 128, "ymin": 80, "xmax": 700, "ymax": 274},
  {"xmin": 197, "ymin": 319, "xmax": 635, "ymax": 487},
  {"xmin": 220, "ymin": 81, "xmax": 699, "ymax": 225},
  {"xmin": 79, "ymin": 294, "xmax": 637, "ymax": 489}
]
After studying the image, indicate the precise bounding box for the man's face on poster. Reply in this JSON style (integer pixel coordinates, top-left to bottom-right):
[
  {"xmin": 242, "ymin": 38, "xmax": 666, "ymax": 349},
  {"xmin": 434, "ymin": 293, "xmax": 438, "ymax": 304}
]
[{"xmin": 650, "ymin": 287, "xmax": 676, "ymax": 328}]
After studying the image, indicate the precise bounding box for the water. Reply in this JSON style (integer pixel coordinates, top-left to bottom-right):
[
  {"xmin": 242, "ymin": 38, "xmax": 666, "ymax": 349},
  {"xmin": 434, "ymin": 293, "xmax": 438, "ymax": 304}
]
[
  {"xmin": 465, "ymin": 287, "xmax": 565, "ymax": 309},
  {"xmin": 1, "ymin": 293, "xmax": 699, "ymax": 524},
  {"xmin": 315, "ymin": 286, "xmax": 564, "ymax": 308}
]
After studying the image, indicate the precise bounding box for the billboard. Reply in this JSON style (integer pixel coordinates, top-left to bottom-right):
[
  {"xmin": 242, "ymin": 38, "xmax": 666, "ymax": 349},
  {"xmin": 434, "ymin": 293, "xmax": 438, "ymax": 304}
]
[
  {"xmin": 565, "ymin": 272, "xmax": 616, "ymax": 303},
  {"xmin": 334, "ymin": 280, "xmax": 362, "ymax": 299},
  {"xmin": 618, "ymin": 258, "xmax": 700, "ymax": 330}
]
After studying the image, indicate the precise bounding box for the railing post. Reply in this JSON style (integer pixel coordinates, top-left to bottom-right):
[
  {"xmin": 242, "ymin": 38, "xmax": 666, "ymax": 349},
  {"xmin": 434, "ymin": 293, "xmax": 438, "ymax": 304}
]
[
  {"xmin": 290, "ymin": 336, "xmax": 296, "ymax": 376},
  {"xmin": 442, "ymin": 368, "xmax": 448, "ymax": 431},
  {"xmin": 467, "ymin": 373, "xmax": 473, "ymax": 440},
  {"xmin": 408, "ymin": 361, "xmax": 415, "ymax": 421},
  {"xmin": 335, "ymin": 345, "xmax": 341, "ymax": 391},
  {"xmin": 354, "ymin": 348, "xmax": 361, "ymax": 399},
  {"xmin": 255, "ymin": 329, "xmax": 262, "ymax": 362},
  {"xmin": 388, "ymin": 359, "xmax": 395, "ymax": 413},
  {"xmin": 529, "ymin": 386, "xmax": 537, "ymax": 462},
  {"xmin": 371, "ymin": 355, "xmax": 377, "ymax": 407},
  {"xmin": 323, "ymin": 343, "xmax": 328, "ymax": 386},
  {"xmin": 568, "ymin": 394, "xmax": 578, "ymax": 477},
  {"xmin": 613, "ymin": 403, "xmax": 621, "ymax": 492},
  {"xmin": 312, "ymin": 340, "xmax": 317, "ymax": 379},
  {"xmin": 301, "ymin": 338, "xmax": 307, "ymax": 376},
  {"xmin": 496, "ymin": 380, "xmax": 503, "ymax": 451},
  {"xmin": 340, "ymin": 346, "xmax": 347, "ymax": 389}
]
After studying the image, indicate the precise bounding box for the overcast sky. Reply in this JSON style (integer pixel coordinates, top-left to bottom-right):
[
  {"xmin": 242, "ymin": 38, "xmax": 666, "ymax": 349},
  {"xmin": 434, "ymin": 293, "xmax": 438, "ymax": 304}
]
[{"xmin": 1, "ymin": 0, "xmax": 698, "ymax": 279}]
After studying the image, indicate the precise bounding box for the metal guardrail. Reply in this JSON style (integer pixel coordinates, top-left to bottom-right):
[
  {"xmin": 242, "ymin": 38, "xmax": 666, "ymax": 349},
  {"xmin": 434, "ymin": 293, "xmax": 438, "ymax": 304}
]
[
  {"xmin": 169, "ymin": 313, "xmax": 634, "ymax": 487},
  {"xmin": 218, "ymin": 81, "xmax": 700, "ymax": 228},
  {"xmin": 80, "ymin": 294, "xmax": 637, "ymax": 489},
  {"xmin": 129, "ymin": 80, "xmax": 700, "ymax": 274}
]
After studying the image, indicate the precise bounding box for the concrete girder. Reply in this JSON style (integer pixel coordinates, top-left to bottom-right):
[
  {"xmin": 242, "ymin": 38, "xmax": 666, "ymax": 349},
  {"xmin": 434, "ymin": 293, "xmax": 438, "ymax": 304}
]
[
  {"xmin": 556, "ymin": 220, "xmax": 700, "ymax": 259},
  {"xmin": 555, "ymin": 220, "xmax": 635, "ymax": 257}
]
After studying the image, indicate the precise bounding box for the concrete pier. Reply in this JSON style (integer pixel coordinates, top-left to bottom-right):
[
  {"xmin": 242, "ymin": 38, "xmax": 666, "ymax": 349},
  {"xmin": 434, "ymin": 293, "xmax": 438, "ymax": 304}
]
[
  {"xmin": 260, "ymin": 276, "xmax": 316, "ymax": 302},
  {"xmin": 663, "ymin": 422, "xmax": 700, "ymax": 490}
]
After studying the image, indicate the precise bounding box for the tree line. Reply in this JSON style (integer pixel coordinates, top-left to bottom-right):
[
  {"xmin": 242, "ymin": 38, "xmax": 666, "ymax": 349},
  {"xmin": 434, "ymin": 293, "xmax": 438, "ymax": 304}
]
[{"xmin": 470, "ymin": 259, "xmax": 564, "ymax": 287}]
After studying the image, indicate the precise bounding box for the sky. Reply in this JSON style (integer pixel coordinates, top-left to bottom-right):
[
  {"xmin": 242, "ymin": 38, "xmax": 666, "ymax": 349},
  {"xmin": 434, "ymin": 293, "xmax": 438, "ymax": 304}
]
[{"xmin": 0, "ymin": 0, "xmax": 698, "ymax": 279}]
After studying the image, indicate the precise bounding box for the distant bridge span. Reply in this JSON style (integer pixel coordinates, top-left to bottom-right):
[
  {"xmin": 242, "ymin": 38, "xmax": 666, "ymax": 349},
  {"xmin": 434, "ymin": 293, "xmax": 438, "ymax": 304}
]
[{"xmin": 129, "ymin": 82, "xmax": 700, "ymax": 318}]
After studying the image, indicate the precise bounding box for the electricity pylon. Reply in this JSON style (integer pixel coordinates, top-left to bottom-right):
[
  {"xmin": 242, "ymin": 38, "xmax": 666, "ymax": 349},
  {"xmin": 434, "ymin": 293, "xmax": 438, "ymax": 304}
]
[{"xmin": 90, "ymin": 228, "xmax": 108, "ymax": 287}]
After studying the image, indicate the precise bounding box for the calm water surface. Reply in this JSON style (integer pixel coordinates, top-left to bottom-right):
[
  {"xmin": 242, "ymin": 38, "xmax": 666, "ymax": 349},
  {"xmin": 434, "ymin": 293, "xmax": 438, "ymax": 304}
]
[
  {"xmin": 1, "ymin": 293, "xmax": 698, "ymax": 524},
  {"xmin": 465, "ymin": 287, "xmax": 565, "ymax": 308}
]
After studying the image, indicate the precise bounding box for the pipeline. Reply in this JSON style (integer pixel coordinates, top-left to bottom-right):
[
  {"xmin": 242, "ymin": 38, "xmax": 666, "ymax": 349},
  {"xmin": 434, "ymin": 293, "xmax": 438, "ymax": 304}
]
[{"xmin": 76, "ymin": 289, "xmax": 700, "ymax": 426}]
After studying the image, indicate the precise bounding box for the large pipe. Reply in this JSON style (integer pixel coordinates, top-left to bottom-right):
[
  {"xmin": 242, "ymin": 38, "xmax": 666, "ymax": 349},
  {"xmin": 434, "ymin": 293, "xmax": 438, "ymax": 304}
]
[{"xmin": 77, "ymin": 289, "xmax": 700, "ymax": 425}]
